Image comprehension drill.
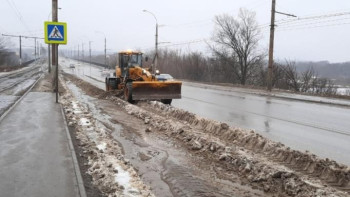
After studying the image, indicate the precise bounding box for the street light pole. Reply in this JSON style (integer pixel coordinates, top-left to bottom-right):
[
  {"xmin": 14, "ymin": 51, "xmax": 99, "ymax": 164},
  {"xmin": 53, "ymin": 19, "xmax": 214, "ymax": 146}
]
[
  {"xmin": 95, "ymin": 31, "xmax": 107, "ymax": 68},
  {"xmin": 89, "ymin": 41, "xmax": 92, "ymax": 76},
  {"xmin": 143, "ymin": 10, "xmax": 158, "ymax": 74},
  {"xmin": 104, "ymin": 37, "xmax": 107, "ymax": 69},
  {"xmin": 82, "ymin": 43, "xmax": 84, "ymax": 61},
  {"xmin": 155, "ymin": 23, "xmax": 158, "ymax": 73},
  {"xmin": 89, "ymin": 41, "xmax": 92, "ymax": 65}
]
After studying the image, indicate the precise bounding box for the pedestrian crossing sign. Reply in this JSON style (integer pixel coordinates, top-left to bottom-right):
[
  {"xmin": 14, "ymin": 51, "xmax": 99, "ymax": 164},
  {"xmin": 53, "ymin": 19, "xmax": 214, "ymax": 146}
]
[{"xmin": 44, "ymin": 21, "xmax": 67, "ymax": 44}]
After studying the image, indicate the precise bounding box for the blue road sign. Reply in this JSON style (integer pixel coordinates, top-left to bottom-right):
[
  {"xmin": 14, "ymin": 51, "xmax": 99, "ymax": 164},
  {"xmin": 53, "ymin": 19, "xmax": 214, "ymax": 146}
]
[{"xmin": 44, "ymin": 21, "xmax": 67, "ymax": 44}]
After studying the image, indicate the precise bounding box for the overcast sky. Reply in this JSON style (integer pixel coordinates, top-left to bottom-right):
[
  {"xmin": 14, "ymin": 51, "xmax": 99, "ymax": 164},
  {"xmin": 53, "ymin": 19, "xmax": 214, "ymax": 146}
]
[{"xmin": 1, "ymin": 0, "xmax": 349, "ymax": 62}]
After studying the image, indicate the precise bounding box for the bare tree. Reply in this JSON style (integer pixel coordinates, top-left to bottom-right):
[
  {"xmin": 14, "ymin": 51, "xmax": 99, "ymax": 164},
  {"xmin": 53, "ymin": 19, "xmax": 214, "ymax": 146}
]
[
  {"xmin": 312, "ymin": 78, "xmax": 337, "ymax": 96},
  {"xmin": 0, "ymin": 37, "xmax": 19, "ymax": 66},
  {"xmin": 282, "ymin": 60, "xmax": 300, "ymax": 91},
  {"xmin": 211, "ymin": 8, "xmax": 265, "ymax": 85},
  {"xmin": 0, "ymin": 37, "xmax": 8, "ymax": 65},
  {"xmin": 300, "ymin": 66, "xmax": 315, "ymax": 92}
]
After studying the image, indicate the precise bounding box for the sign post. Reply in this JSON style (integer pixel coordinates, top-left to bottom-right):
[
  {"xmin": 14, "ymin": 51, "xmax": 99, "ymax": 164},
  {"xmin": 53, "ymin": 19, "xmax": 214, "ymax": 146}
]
[{"xmin": 44, "ymin": 21, "xmax": 67, "ymax": 103}]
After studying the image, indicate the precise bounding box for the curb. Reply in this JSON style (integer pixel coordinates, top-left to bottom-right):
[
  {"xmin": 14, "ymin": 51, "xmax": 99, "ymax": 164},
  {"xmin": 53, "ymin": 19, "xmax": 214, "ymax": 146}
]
[{"xmin": 60, "ymin": 106, "xmax": 87, "ymax": 197}]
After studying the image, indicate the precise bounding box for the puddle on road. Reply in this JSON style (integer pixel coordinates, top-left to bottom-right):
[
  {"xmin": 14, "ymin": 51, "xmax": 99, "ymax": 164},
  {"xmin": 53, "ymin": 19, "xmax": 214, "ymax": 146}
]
[{"xmin": 66, "ymin": 81, "xmax": 266, "ymax": 197}]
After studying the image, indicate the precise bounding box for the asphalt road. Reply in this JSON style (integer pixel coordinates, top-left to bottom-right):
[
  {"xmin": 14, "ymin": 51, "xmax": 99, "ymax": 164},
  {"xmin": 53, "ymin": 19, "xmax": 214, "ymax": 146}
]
[{"xmin": 61, "ymin": 58, "xmax": 350, "ymax": 166}]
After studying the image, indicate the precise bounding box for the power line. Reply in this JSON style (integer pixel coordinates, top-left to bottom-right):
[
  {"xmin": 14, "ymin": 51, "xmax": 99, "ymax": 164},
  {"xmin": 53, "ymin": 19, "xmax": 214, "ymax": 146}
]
[
  {"xmin": 165, "ymin": 19, "xmax": 213, "ymax": 28},
  {"xmin": 142, "ymin": 10, "xmax": 350, "ymax": 52},
  {"xmin": 141, "ymin": 38, "xmax": 211, "ymax": 51},
  {"xmin": 258, "ymin": 11, "xmax": 350, "ymax": 32},
  {"xmin": 5, "ymin": 0, "xmax": 31, "ymax": 33},
  {"xmin": 275, "ymin": 11, "xmax": 350, "ymax": 26},
  {"xmin": 277, "ymin": 21, "xmax": 350, "ymax": 32},
  {"xmin": 143, "ymin": 15, "xmax": 350, "ymax": 51},
  {"xmin": 277, "ymin": 17, "xmax": 350, "ymax": 29},
  {"xmin": 162, "ymin": 0, "xmax": 269, "ymax": 29},
  {"xmin": 5, "ymin": 29, "xmax": 44, "ymax": 35},
  {"xmin": 2, "ymin": 34, "xmax": 24, "ymax": 65}
]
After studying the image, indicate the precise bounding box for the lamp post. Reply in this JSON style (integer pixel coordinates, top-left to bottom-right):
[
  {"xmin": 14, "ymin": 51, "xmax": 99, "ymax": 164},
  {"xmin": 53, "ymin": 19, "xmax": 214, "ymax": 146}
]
[
  {"xmin": 89, "ymin": 41, "xmax": 92, "ymax": 77},
  {"xmin": 143, "ymin": 9, "xmax": 158, "ymax": 74},
  {"xmin": 95, "ymin": 31, "xmax": 107, "ymax": 69}
]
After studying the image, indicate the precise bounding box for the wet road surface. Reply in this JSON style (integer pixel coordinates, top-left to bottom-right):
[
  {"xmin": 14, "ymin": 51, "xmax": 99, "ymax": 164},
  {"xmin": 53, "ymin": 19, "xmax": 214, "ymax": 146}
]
[{"xmin": 0, "ymin": 92, "xmax": 82, "ymax": 197}]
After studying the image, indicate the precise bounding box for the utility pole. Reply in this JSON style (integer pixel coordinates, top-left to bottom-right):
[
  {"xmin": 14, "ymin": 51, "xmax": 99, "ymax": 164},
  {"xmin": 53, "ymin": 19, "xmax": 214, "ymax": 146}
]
[
  {"xmin": 52, "ymin": 0, "xmax": 59, "ymax": 103},
  {"xmin": 52, "ymin": 0, "xmax": 58, "ymax": 66},
  {"xmin": 22, "ymin": 36, "xmax": 44, "ymax": 61},
  {"xmin": 267, "ymin": 0, "xmax": 276, "ymax": 91},
  {"xmin": 104, "ymin": 37, "xmax": 107, "ymax": 68},
  {"xmin": 82, "ymin": 43, "xmax": 84, "ymax": 61},
  {"xmin": 155, "ymin": 23, "xmax": 158, "ymax": 74},
  {"xmin": 89, "ymin": 41, "xmax": 92, "ymax": 65},
  {"xmin": 89, "ymin": 41, "xmax": 92, "ymax": 76},
  {"xmin": 78, "ymin": 45, "xmax": 80, "ymax": 60},
  {"xmin": 96, "ymin": 31, "xmax": 107, "ymax": 68},
  {"xmin": 2, "ymin": 34, "xmax": 45, "ymax": 64},
  {"xmin": 48, "ymin": 44, "xmax": 51, "ymax": 73},
  {"xmin": 2, "ymin": 34, "xmax": 23, "ymax": 65},
  {"xmin": 19, "ymin": 36, "xmax": 22, "ymax": 65},
  {"xmin": 34, "ymin": 38, "xmax": 37, "ymax": 59},
  {"xmin": 267, "ymin": 0, "xmax": 296, "ymax": 91}
]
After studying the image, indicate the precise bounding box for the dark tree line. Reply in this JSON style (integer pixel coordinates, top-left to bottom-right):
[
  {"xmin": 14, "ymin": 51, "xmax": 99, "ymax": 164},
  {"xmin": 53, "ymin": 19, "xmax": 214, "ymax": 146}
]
[
  {"xmin": 155, "ymin": 49, "xmax": 338, "ymax": 96},
  {"xmin": 0, "ymin": 37, "xmax": 19, "ymax": 66}
]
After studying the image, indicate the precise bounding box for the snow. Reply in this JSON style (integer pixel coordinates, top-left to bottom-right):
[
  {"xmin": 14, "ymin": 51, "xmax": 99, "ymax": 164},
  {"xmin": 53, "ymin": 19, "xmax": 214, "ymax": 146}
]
[
  {"xmin": 96, "ymin": 142, "xmax": 106, "ymax": 151},
  {"xmin": 60, "ymin": 81, "xmax": 154, "ymax": 196},
  {"xmin": 114, "ymin": 166, "xmax": 140, "ymax": 196},
  {"xmin": 79, "ymin": 117, "xmax": 91, "ymax": 126}
]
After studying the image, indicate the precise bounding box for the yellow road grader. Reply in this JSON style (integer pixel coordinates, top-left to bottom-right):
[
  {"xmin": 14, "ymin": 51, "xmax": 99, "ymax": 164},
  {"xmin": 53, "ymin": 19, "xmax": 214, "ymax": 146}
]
[{"xmin": 105, "ymin": 50, "xmax": 182, "ymax": 104}]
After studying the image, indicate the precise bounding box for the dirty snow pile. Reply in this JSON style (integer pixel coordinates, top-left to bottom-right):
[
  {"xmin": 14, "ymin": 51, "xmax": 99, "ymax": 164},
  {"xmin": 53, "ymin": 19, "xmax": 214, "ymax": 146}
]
[
  {"xmin": 60, "ymin": 83, "xmax": 154, "ymax": 197},
  {"xmin": 104, "ymin": 98, "xmax": 350, "ymax": 197}
]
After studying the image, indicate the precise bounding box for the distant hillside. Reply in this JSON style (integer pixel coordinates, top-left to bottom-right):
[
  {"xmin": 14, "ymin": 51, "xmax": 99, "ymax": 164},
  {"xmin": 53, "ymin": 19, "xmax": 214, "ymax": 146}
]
[{"xmin": 294, "ymin": 61, "xmax": 350, "ymax": 85}]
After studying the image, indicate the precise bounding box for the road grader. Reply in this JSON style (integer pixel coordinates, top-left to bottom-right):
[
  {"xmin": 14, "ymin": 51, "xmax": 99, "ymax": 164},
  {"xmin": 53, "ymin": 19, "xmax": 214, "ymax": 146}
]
[{"xmin": 105, "ymin": 50, "xmax": 182, "ymax": 104}]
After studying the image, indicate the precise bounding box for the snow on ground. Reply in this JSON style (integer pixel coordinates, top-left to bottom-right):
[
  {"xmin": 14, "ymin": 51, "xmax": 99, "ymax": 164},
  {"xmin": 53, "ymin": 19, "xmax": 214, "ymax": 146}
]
[{"xmin": 60, "ymin": 79, "xmax": 154, "ymax": 197}]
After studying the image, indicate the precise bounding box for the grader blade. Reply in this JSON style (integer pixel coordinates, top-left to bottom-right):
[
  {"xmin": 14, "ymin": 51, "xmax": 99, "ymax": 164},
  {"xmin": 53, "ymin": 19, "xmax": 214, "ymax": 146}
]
[{"xmin": 131, "ymin": 81, "xmax": 182, "ymax": 100}]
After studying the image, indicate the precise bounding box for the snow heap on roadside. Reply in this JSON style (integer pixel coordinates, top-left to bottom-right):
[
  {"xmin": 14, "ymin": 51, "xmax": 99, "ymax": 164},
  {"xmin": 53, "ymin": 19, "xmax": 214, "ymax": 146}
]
[
  {"xmin": 106, "ymin": 97, "xmax": 350, "ymax": 197},
  {"xmin": 60, "ymin": 82, "xmax": 154, "ymax": 197}
]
